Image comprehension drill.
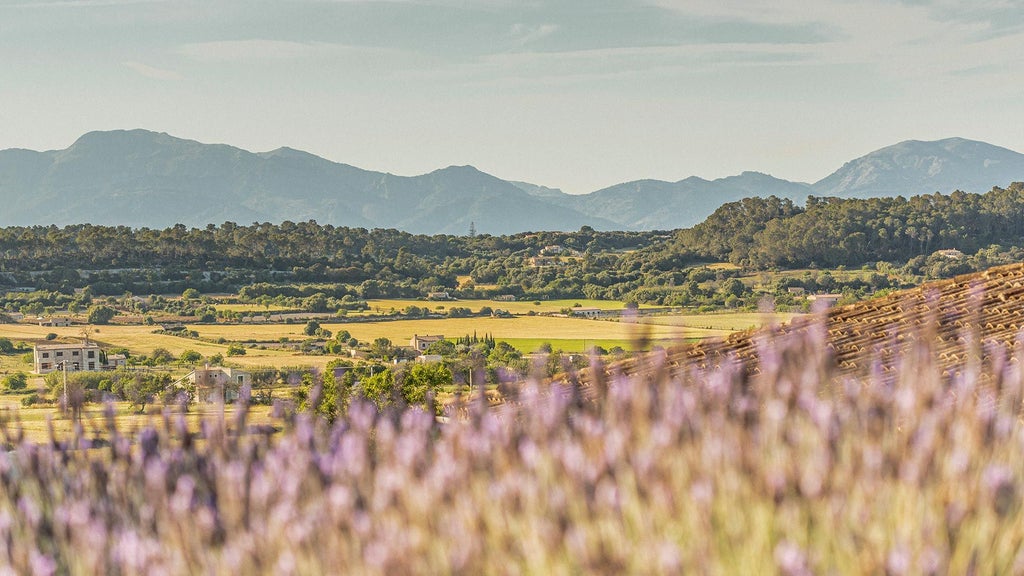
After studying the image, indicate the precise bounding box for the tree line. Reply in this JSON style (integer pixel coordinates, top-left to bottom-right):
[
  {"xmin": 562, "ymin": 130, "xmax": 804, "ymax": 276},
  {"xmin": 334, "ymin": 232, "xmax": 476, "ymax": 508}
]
[{"xmin": 683, "ymin": 183, "xmax": 1024, "ymax": 269}]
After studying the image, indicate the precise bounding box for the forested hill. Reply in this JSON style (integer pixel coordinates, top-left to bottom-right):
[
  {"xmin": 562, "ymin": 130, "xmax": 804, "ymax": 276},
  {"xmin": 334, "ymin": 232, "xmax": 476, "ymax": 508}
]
[
  {"xmin": 5, "ymin": 184, "xmax": 1024, "ymax": 307},
  {"xmin": 682, "ymin": 182, "xmax": 1024, "ymax": 269}
]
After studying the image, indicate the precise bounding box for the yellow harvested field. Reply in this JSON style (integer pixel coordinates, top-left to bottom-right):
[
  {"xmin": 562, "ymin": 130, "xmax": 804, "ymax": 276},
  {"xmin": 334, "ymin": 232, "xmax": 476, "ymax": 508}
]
[
  {"xmin": 639, "ymin": 312, "xmax": 803, "ymax": 332},
  {"xmin": 706, "ymin": 262, "xmax": 742, "ymax": 271},
  {"xmin": 0, "ymin": 397, "xmax": 278, "ymax": 444},
  {"xmin": 0, "ymin": 310, "xmax": 798, "ymax": 370},
  {"xmin": 194, "ymin": 316, "xmax": 687, "ymax": 346},
  {"xmin": 0, "ymin": 324, "xmax": 328, "ymax": 370},
  {"xmin": 362, "ymin": 298, "xmax": 632, "ymax": 315},
  {"xmin": 214, "ymin": 303, "xmax": 291, "ymax": 312}
]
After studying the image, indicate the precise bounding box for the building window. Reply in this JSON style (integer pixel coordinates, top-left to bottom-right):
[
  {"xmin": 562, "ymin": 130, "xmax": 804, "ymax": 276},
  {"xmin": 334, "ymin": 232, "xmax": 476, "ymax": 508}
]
[
  {"xmin": 56, "ymin": 351, "xmax": 63, "ymax": 357},
  {"xmin": 72, "ymin": 351, "xmax": 80, "ymax": 356},
  {"xmin": 41, "ymin": 363, "xmax": 50, "ymax": 370},
  {"xmin": 88, "ymin": 362, "xmax": 95, "ymax": 370},
  {"xmin": 87, "ymin": 351, "xmax": 95, "ymax": 359},
  {"xmin": 42, "ymin": 352, "xmax": 49, "ymax": 358}
]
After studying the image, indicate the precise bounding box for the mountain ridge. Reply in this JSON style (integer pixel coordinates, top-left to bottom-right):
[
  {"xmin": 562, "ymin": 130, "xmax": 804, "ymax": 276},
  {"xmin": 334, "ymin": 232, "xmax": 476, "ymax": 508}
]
[{"xmin": 1, "ymin": 131, "xmax": 1022, "ymax": 233}]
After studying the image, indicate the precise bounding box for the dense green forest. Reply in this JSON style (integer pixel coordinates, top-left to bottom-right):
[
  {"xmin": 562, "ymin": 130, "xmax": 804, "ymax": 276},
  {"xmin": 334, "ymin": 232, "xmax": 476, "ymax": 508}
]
[
  {"xmin": 1, "ymin": 182, "xmax": 1023, "ymax": 316},
  {"xmin": 684, "ymin": 182, "xmax": 1024, "ymax": 268}
]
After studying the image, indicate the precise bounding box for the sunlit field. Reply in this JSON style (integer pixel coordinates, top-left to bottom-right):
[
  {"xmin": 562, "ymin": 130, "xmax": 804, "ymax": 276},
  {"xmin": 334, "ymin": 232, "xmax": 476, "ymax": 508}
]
[
  {"xmin": 1, "ymin": 311, "xmax": 793, "ymax": 364},
  {"xmin": 0, "ymin": 318, "xmax": 1020, "ymax": 573},
  {"xmin": 639, "ymin": 311, "xmax": 803, "ymax": 332},
  {"xmin": 360, "ymin": 298, "xmax": 634, "ymax": 315},
  {"xmin": 0, "ymin": 395, "xmax": 278, "ymax": 444},
  {"xmin": 212, "ymin": 303, "xmax": 292, "ymax": 313}
]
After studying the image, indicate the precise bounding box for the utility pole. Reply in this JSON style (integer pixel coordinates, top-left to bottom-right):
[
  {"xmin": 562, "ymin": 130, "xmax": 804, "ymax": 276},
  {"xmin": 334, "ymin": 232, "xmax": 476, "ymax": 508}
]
[{"xmin": 58, "ymin": 361, "xmax": 68, "ymax": 414}]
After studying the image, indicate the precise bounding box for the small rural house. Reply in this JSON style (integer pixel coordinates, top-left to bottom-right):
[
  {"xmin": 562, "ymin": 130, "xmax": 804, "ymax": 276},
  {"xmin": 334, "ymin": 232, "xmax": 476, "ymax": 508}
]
[
  {"xmin": 410, "ymin": 334, "xmax": 445, "ymax": 352},
  {"xmin": 572, "ymin": 307, "xmax": 603, "ymax": 319},
  {"xmin": 34, "ymin": 342, "xmax": 106, "ymax": 374},
  {"xmin": 106, "ymin": 353, "xmax": 127, "ymax": 370},
  {"xmin": 186, "ymin": 366, "xmax": 251, "ymax": 403},
  {"xmin": 934, "ymin": 249, "xmax": 965, "ymax": 259},
  {"xmin": 38, "ymin": 317, "xmax": 72, "ymax": 327},
  {"xmin": 807, "ymin": 293, "xmax": 843, "ymax": 307}
]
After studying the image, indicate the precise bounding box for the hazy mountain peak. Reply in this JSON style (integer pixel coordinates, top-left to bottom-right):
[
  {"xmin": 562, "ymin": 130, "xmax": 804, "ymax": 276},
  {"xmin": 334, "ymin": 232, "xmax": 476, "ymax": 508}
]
[
  {"xmin": 0, "ymin": 131, "xmax": 1022, "ymax": 232},
  {"xmin": 813, "ymin": 137, "xmax": 1024, "ymax": 198}
]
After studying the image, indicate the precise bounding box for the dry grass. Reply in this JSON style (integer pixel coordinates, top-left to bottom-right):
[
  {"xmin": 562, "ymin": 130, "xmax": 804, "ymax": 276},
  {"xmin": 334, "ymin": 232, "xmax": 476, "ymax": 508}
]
[
  {"xmin": 361, "ymin": 298, "xmax": 632, "ymax": 315},
  {"xmin": 213, "ymin": 303, "xmax": 291, "ymax": 313},
  {"xmin": 639, "ymin": 311, "xmax": 803, "ymax": 332}
]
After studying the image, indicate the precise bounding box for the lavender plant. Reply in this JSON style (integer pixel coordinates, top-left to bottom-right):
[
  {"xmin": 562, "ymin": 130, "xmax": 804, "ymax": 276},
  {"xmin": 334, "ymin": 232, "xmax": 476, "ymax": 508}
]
[{"xmin": 0, "ymin": 316, "xmax": 1021, "ymax": 574}]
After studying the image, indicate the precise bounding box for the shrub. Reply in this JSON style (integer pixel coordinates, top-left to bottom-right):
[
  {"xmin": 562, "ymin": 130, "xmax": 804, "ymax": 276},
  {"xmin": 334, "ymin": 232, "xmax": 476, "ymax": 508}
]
[
  {"xmin": 2, "ymin": 372, "xmax": 27, "ymax": 391},
  {"xmin": 226, "ymin": 344, "xmax": 246, "ymax": 356},
  {"xmin": 18, "ymin": 393, "xmax": 44, "ymax": 406}
]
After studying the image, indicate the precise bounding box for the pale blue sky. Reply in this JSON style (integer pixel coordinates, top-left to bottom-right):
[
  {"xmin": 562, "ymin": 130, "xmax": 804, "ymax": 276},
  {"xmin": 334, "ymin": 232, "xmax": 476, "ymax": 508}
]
[{"xmin": 2, "ymin": 0, "xmax": 1022, "ymax": 192}]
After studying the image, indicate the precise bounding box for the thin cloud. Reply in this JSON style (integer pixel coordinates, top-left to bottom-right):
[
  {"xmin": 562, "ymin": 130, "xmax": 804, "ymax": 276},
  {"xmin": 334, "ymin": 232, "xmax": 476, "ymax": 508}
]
[
  {"xmin": 176, "ymin": 39, "xmax": 406, "ymax": 63},
  {"xmin": 509, "ymin": 23, "xmax": 559, "ymax": 45},
  {"xmin": 0, "ymin": 0, "xmax": 165, "ymax": 7},
  {"xmin": 123, "ymin": 61, "xmax": 181, "ymax": 81}
]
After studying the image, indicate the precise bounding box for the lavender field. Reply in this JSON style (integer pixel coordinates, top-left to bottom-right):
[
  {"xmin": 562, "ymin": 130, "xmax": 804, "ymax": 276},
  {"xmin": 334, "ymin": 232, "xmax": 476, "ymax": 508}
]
[{"xmin": 0, "ymin": 318, "xmax": 1022, "ymax": 574}]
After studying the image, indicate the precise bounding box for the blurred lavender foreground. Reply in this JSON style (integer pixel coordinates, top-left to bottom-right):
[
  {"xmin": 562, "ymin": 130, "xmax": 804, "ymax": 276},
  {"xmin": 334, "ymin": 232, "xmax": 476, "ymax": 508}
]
[{"xmin": 1, "ymin": 303, "xmax": 1023, "ymax": 573}]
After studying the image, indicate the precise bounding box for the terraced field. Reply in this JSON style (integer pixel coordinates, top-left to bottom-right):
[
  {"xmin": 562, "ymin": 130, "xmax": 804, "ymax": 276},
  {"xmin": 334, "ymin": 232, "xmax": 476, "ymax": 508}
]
[{"xmin": 611, "ymin": 262, "xmax": 1024, "ymax": 380}]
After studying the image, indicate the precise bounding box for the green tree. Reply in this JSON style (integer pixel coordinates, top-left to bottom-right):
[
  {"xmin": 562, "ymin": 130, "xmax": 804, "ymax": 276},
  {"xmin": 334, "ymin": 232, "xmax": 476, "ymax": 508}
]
[
  {"xmin": 87, "ymin": 305, "xmax": 116, "ymax": 325},
  {"xmin": 115, "ymin": 372, "xmax": 172, "ymax": 413},
  {"xmin": 304, "ymin": 320, "xmax": 322, "ymax": 336},
  {"xmin": 180, "ymin": 349, "xmax": 202, "ymax": 363},
  {"xmin": 2, "ymin": 372, "xmax": 27, "ymax": 391},
  {"xmin": 149, "ymin": 347, "xmax": 175, "ymax": 364},
  {"xmin": 362, "ymin": 369, "xmax": 395, "ymax": 408},
  {"xmin": 226, "ymin": 344, "xmax": 246, "ymax": 356},
  {"xmin": 400, "ymin": 363, "xmax": 452, "ymax": 405},
  {"xmin": 371, "ymin": 337, "xmax": 393, "ymax": 359},
  {"xmin": 424, "ymin": 339, "xmax": 456, "ymax": 357}
]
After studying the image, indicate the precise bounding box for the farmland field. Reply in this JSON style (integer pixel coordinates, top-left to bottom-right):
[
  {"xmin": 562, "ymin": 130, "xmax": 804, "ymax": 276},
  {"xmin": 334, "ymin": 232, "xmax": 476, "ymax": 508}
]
[
  {"xmin": 639, "ymin": 311, "xmax": 802, "ymax": 332},
  {"xmin": 0, "ymin": 324, "xmax": 334, "ymax": 370},
  {"xmin": 359, "ymin": 298, "xmax": 634, "ymax": 315},
  {"xmin": 195, "ymin": 315, "xmax": 691, "ymax": 353},
  {"xmin": 213, "ymin": 303, "xmax": 291, "ymax": 313},
  {"xmin": 0, "ymin": 393, "xmax": 278, "ymax": 444},
  {"xmin": 0, "ymin": 310, "xmax": 796, "ymax": 362}
]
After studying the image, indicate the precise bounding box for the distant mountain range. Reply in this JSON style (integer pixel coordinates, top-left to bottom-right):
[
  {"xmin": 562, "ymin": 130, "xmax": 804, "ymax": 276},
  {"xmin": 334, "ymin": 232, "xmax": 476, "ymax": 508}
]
[{"xmin": 1, "ymin": 130, "xmax": 1022, "ymax": 233}]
